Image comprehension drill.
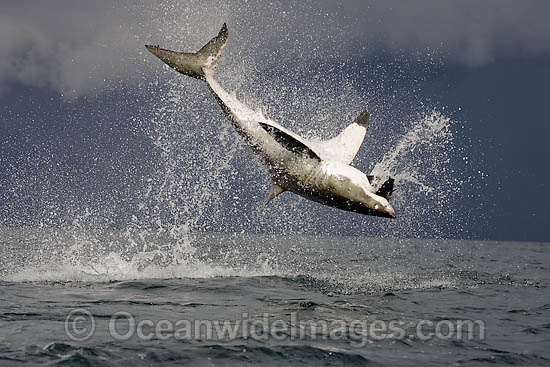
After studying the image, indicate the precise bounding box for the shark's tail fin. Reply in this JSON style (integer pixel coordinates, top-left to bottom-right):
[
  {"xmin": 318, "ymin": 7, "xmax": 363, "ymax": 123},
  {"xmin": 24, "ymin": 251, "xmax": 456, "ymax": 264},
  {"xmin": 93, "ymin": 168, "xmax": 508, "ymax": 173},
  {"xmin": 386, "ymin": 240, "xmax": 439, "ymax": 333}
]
[{"xmin": 145, "ymin": 23, "xmax": 228, "ymax": 80}]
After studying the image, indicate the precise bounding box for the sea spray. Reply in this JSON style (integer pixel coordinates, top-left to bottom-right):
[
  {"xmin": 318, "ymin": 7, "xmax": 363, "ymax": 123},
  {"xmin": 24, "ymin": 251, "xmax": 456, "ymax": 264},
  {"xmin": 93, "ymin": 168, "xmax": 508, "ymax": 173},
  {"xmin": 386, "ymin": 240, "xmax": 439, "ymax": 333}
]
[
  {"xmin": 0, "ymin": 1, "xmax": 478, "ymax": 281},
  {"xmin": 371, "ymin": 110, "xmax": 454, "ymax": 196}
]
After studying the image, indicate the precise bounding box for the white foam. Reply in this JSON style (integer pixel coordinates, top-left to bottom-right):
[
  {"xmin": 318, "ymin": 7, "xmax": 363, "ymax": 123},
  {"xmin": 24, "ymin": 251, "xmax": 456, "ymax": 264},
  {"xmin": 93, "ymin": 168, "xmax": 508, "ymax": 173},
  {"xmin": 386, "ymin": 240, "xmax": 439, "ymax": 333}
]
[{"xmin": 3, "ymin": 251, "xmax": 276, "ymax": 283}]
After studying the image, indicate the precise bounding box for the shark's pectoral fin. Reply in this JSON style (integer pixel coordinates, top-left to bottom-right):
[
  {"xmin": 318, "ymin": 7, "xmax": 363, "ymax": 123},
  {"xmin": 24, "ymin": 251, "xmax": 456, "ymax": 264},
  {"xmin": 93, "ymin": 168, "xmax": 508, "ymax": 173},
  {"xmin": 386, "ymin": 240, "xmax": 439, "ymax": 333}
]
[
  {"xmin": 259, "ymin": 122, "xmax": 321, "ymax": 160},
  {"xmin": 265, "ymin": 182, "xmax": 286, "ymax": 205}
]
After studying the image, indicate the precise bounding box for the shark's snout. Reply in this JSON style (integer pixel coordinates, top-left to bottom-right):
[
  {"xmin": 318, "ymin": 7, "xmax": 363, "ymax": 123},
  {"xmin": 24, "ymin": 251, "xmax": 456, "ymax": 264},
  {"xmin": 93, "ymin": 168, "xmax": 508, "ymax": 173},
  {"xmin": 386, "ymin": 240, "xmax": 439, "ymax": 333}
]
[
  {"xmin": 386, "ymin": 205, "xmax": 396, "ymax": 219},
  {"xmin": 374, "ymin": 202, "xmax": 396, "ymax": 218}
]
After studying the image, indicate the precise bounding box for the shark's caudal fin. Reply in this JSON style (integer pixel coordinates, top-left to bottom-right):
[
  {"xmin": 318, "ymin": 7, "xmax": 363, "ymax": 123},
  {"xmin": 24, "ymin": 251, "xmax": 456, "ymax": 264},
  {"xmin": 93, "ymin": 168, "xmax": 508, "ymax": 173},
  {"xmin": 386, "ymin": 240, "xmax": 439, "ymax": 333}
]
[{"xmin": 145, "ymin": 23, "xmax": 228, "ymax": 79}]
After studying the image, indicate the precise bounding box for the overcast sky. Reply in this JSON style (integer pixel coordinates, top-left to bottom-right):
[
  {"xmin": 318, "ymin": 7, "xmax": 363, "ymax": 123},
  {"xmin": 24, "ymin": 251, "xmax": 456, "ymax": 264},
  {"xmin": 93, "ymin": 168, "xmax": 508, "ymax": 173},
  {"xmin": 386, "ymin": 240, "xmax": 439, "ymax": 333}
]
[
  {"xmin": 1, "ymin": 1, "xmax": 550, "ymax": 241},
  {"xmin": 1, "ymin": 0, "xmax": 549, "ymax": 96}
]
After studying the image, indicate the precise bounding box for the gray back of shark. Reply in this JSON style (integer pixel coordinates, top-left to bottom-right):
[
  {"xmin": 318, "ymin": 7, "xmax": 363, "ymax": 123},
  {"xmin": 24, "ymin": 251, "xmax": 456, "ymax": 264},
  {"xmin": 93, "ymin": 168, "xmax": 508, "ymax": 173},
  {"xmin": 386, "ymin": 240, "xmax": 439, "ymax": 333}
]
[{"xmin": 145, "ymin": 24, "xmax": 396, "ymax": 219}]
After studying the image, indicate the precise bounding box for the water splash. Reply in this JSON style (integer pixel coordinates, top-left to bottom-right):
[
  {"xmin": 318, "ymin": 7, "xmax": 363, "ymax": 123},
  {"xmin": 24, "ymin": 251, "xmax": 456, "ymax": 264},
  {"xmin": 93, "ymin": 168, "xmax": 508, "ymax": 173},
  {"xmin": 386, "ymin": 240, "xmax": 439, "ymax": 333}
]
[
  {"xmin": 2, "ymin": 252, "xmax": 275, "ymax": 283},
  {"xmin": 371, "ymin": 110, "xmax": 453, "ymax": 194},
  {"xmin": 368, "ymin": 110, "xmax": 469, "ymax": 237},
  {"xmin": 0, "ymin": 0, "xmax": 478, "ymax": 282}
]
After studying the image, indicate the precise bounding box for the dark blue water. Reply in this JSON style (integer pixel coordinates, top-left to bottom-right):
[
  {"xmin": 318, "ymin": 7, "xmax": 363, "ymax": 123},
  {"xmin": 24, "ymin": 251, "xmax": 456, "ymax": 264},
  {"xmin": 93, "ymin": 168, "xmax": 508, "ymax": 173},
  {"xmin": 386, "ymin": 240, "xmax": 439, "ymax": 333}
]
[{"xmin": 0, "ymin": 230, "xmax": 549, "ymax": 366}]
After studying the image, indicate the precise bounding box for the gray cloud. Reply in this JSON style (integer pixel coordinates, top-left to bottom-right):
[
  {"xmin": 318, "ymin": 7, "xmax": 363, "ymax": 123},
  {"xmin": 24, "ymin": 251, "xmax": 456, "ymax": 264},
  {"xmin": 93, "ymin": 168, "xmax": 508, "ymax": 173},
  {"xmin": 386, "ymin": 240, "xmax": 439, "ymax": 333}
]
[
  {"xmin": 350, "ymin": 0, "xmax": 550, "ymax": 66},
  {"xmin": 0, "ymin": 0, "xmax": 549, "ymax": 97},
  {"xmin": 0, "ymin": 1, "xmax": 138, "ymax": 97}
]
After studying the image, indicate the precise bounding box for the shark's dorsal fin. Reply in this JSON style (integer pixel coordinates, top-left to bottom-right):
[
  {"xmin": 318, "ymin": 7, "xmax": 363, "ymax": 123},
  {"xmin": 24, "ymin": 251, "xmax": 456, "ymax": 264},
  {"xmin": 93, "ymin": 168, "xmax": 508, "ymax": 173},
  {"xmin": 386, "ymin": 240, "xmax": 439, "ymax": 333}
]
[
  {"xmin": 310, "ymin": 110, "xmax": 369, "ymax": 164},
  {"xmin": 259, "ymin": 122, "xmax": 321, "ymax": 160},
  {"xmin": 265, "ymin": 182, "xmax": 285, "ymax": 204},
  {"xmin": 352, "ymin": 111, "xmax": 370, "ymax": 128}
]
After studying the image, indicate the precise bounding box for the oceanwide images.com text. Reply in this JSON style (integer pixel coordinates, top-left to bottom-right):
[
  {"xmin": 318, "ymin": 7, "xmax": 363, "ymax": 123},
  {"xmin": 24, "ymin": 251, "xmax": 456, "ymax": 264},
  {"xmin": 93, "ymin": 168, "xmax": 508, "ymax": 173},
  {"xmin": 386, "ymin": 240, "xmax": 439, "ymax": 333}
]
[{"xmin": 65, "ymin": 308, "xmax": 485, "ymax": 347}]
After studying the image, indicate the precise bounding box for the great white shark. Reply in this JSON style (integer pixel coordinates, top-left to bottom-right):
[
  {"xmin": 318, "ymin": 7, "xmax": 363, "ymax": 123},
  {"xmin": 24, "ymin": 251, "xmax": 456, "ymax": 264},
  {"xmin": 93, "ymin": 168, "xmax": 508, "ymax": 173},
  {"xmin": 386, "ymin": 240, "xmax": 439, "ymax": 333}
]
[{"xmin": 145, "ymin": 23, "xmax": 396, "ymax": 218}]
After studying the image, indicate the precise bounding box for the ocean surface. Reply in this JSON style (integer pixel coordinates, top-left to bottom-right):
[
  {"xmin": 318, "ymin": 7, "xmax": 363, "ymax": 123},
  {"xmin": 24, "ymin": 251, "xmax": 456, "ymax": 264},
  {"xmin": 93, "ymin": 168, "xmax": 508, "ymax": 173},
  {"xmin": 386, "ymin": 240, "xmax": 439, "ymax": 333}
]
[{"xmin": 0, "ymin": 229, "xmax": 548, "ymax": 366}]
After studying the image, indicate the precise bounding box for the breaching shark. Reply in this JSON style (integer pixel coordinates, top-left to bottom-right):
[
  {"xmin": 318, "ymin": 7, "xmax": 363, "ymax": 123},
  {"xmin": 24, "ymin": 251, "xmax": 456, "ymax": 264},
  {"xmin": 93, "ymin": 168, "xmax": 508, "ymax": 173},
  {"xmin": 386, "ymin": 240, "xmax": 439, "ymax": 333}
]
[{"xmin": 145, "ymin": 24, "xmax": 396, "ymax": 218}]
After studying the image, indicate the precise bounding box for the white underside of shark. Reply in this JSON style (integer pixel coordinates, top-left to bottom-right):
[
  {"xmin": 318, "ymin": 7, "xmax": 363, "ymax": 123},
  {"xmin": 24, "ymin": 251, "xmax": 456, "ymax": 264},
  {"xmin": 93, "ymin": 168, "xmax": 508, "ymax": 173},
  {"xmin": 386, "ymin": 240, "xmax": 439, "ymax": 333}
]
[{"xmin": 146, "ymin": 23, "xmax": 396, "ymax": 218}]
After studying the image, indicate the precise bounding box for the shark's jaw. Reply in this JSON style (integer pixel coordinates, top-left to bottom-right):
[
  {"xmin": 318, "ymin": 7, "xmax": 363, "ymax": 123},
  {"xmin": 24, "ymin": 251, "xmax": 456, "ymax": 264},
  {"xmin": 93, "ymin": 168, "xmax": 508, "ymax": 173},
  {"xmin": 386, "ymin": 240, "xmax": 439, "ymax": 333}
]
[
  {"xmin": 274, "ymin": 160, "xmax": 396, "ymax": 218},
  {"xmin": 296, "ymin": 187, "xmax": 396, "ymax": 218}
]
